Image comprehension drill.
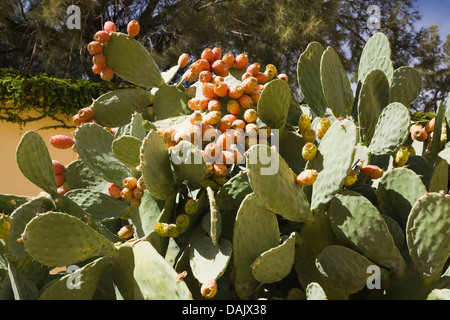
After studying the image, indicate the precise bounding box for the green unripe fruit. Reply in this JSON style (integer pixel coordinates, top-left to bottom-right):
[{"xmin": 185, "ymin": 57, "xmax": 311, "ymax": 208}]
[
  {"xmin": 298, "ymin": 114, "xmax": 311, "ymax": 134},
  {"xmin": 167, "ymin": 224, "xmax": 181, "ymax": 238},
  {"xmin": 185, "ymin": 198, "xmax": 199, "ymax": 215},
  {"xmin": 0, "ymin": 213, "xmax": 12, "ymax": 240},
  {"xmin": 394, "ymin": 146, "xmax": 409, "ymax": 167},
  {"xmin": 302, "ymin": 142, "xmax": 317, "ymax": 161},
  {"xmin": 176, "ymin": 214, "xmax": 190, "ymax": 229}
]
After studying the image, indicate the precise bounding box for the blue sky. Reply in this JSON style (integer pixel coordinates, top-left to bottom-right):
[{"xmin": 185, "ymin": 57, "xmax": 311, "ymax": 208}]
[{"xmin": 415, "ymin": 0, "xmax": 450, "ymax": 39}]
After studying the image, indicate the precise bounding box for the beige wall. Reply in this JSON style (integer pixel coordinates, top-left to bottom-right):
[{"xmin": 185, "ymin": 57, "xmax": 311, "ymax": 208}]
[{"xmin": 0, "ymin": 105, "xmax": 78, "ymax": 197}]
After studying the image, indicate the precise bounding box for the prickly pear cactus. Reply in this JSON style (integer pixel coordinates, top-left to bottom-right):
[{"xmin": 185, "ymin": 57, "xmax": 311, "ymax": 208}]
[{"xmin": 0, "ymin": 22, "xmax": 449, "ymax": 301}]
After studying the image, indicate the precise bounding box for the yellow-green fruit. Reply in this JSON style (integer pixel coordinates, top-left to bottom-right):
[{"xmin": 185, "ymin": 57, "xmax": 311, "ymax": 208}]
[
  {"xmin": 302, "ymin": 128, "xmax": 316, "ymax": 143},
  {"xmin": 394, "ymin": 146, "xmax": 410, "ymax": 167},
  {"xmin": 317, "ymin": 117, "xmax": 331, "ymax": 139},
  {"xmin": 344, "ymin": 170, "xmax": 358, "ymax": 186},
  {"xmin": 176, "ymin": 214, "xmax": 190, "ymax": 229},
  {"xmin": 184, "ymin": 198, "xmax": 199, "ymax": 216},
  {"xmin": 298, "ymin": 114, "xmax": 311, "ymax": 134},
  {"xmin": 302, "ymin": 142, "xmax": 317, "ymax": 161},
  {"xmin": 0, "ymin": 213, "xmax": 12, "ymax": 240}
]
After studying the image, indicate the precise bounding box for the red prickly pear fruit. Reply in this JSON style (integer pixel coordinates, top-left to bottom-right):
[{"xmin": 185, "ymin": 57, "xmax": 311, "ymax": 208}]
[
  {"xmin": 122, "ymin": 177, "xmax": 138, "ymax": 189},
  {"xmin": 118, "ymin": 225, "xmax": 134, "ymax": 239},
  {"xmin": 201, "ymin": 279, "xmax": 218, "ymax": 299},
  {"xmin": 57, "ymin": 186, "xmax": 71, "ymax": 195},
  {"xmin": 238, "ymin": 94, "xmax": 254, "ymax": 109},
  {"xmin": 55, "ymin": 174, "xmax": 66, "ymax": 187},
  {"xmin": 317, "ymin": 117, "xmax": 331, "ymax": 140},
  {"xmin": 344, "ymin": 170, "xmax": 358, "ymax": 186},
  {"xmin": 100, "ymin": 66, "xmax": 114, "ymax": 81},
  {"xmin": 227, "ymin": 99, "xmax": 241, "ymax": 116},
  {"xmin": 121, "ymin": 187, "xmax": 133, "ymax": 200},
  {"xmin": 410, "ymin": 124, "xmax": 428, "ymax": 141},
  {"xmin": 103, "ymin": 21, "xmax": 117, "ymax": 33},
  {"xmin": 242, "ymin": 77, "xmax": 258, "ymax": 94},
  {"xmin": 196, "ymin": 59, "xmax": 211, "ymax": 72},
  {"xmin": 228, "ymin": 84, "xmax": 244, "ymax": 99},
  {"xmin": 203, "ymin": 142, "xmax": 220, "ymax": 163},
  {"xmin": 137, "ymin": 176, "xmax": 146, "ymax": 190},
  {"xmin": 212, "ymin": 47, "xmax": 222, "ymax": 61},
  {"xmin": 216, "ymin": 131, "xmax": 235, "ymax": 152},
  {"xmin": 92, "ymin": 64, "xmax": 102, "ymax": 74},
  {"xmin": 221, "ymin": 114, "xmax": 238, "ymax": 126},
  {"xmin": 246, "ymin": 63, "xmax": 260, "ymax": 76},
  {"xmin": 201, "ymin": 48, "xmax": 215, "ymax": 63},
  {"xmin": 107, "ymin": 183, "xmax": 122, "ymax": 199},
  {"xmin": 245, "ymin": 123, "xmax": 259, "ymax": 137},
  {"xmin": 277, "ymin": 73, "xmax": 288, "ymax": 82},
  {"xmin": 133, "ymin": 187, "xmax": 144, "ymax": 200},
  {"xmin": 302, "ymin": 128, "xmax": 316, "ymax": 143},
  {"xmin": 360, "ymin": 165, "xmax": 384, "ymax": 179},
  {"xmin": 183, "ymin": 69, "xmax": 198, "ymax": 82},
  {"xmin": 52, "ymin": 160, "xmax": 66, "ymax": 175},
  {"xmin": 394, "ymin": 146, "xmax": 410, "ymax": 167},
  {"xmin": 231, "ymin": 119, "xmax": 246, "ymax": 131},
  {"xmin": 87, "ymin": 41, "xmax": 103, "ymax": 55},
  {"xmin": 255, "ymin": 72, "xmax": 269, "ymax": 84},
  {"xmin": 94, "ymin": 30, "xmax": 111, "ymax": 43},
  {"xmin": 188, "ymin": 97, "xmax": 209, "ymax": 111},
  {"xmin": 50, "ymin": 135, "xmax": 74, "ymax": 149},
  {"xmin": 78, "ymin": 106, "xmax": 94, "ymax": 121},
  {"xmin": 211, "ymin": 59, "xmax": 229, "ymax": 77},
  {"xmin": 127, "ymin": 20, "xmax": 140, "ymax": 37},
  {"xmin": 424, "ymin": 117, "xmax": 435, "ymax": 134},
  {"xmin": 296, "ymin": 169, "xmax": 318, "ymax": 186},
  {"xmin": 72, "ymin": 114, "xmax": 83, "ymax": 126},
  {"xmin": 250, "ymin": 91, "xmax": 261, "ymax": 104},
  {"xmin": 241, "ymin": 72, "xmax": 254, "ymax": 82},
  {"xmin": 214, "ymin": 163, "xmax": 229, "ymax": 176},
  {"xmin": 207, "ymin": 99, "xmax": 221, "ymax": 112},
  {"xmin": 214, "ymin": 81, "xmax": 229, "ymax": 97},
  {"xmin": 234, "ymin": 53, "xmax": 248, "ymax": 69},
  {"xmin": 176, "ymin": 214, "xmax": 190, "ymax": 229},
  {"xmin": 243, "ymin": 108, "xmax": 258, "ymax": 123},
  {"xmin": 190, "ymin": 112, "xmax": 203, "ymax": 125},
  {"xmin": 298, "ymin": 114, "xmax": 311, "ymax": 134},
  {"xmin": 302, "ymin": 142, "xmax": 317, "ymax": 161},
  {"xmin": 199, "ymin": 70, "xmax": 213, "ymax": 83},
  {"xmin": 178, "ymin": 53, "xmax": 189, "ymax": 68},
  {"xmin": 202, "ymin": 82, "xmax": 218, "ymax": 99},
  {"xmin": 217, "ymin": 118, "xmax": 232, "ymax": 133},
  {"xmin": 222, "ymin": 53, "xmax": 235, "ymax": 69},
  {"xmin": 204, "ymin": 111, "xmax": 222, "ymax": 126},
  {"xmin": 184, "ymin": 198, "xmax": 199, "ymax": 215}
]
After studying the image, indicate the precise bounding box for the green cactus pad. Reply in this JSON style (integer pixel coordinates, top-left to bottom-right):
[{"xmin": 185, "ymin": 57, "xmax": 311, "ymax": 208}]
[
  {"xmin": 279, "ymin": 131, "xmax": 307, "ymax": 175},
  {"xmin": 369, "ymin": 102, "xmax": 411, "ymax": 155},
  {"xmin": 297, "ymin": 42, "xmax": 327, "ymax": 116},
  {"xmin": 305, "ymin": 282, "xmax": 328, "ymax": 300},
  {"xmin": 406, "ymin": 192, "xmax": 450, "ymax": 281},
  {"xmin": 429, "ymin": 158, "xmax": 448, "ymax": 193},
  {"xmin": 65, "ymin": 189, "xmax": 131, "ymax": 222},
  {"xmin": 132, "ymin": 240, "xmax": 192, "ymax": 299},
  {"xmin": 23, "ymin": 212, "xmax": 116, "ymax": 267},
  {"xmin": 110, "ymin": 243, "xmax": 138, "ymax": 300},
  {"xmin": 7, "ymin": 260, "xmax": 40, "ymax": 300},
  {"xmin": 405, "ymin": 155, "xmax": 433, "ymax": 189},
  {"xmin": 382, "ymin": 215, "xmax": 405, "ymax": 250},
  {"xmin": 39, "ymin": 257, "xmax": 110, "ymax": 300},
  {"xmin": 427, "ymin": 289, "xmax": 450, "ymax": 300},
  {"xmin": 130, "ymin": 112, "xmax": 147, "ymax": 140},
  {"xmin": 389, "ymin": 66, "xmax": 422, "ymax": 106},
  {"xmin": 6, "ymin": 197, "xmax": 54, "ymax": 262},
  {"xmin": 358, "ymin": 56, "xmax": 394, "ymax": 86},
  {"xmin": 16, "ymin": 131, "xmax": 57, "ymax": 194},
  {"xmin": 320, "ymin": 46, "xmax": 354, "ymax": 117},
  {"xmin": 439, "ymin": 147, "xmax": 450, "ymax": 165},
  {"xmin": 74, "ymin": 123, "xmax": 130, "ymax": 186},
  {"xmin": 428, "ymin": 100, "xmax": 445, "ymax": 166},
  {"xmin": 140, "ymin": 131, "xmax": 176, "ymax": 200},
  {"xmin": 131, "ymin": 190, "xmax": 166, "ymax": 238},
  {"xmin": 170, "ymin": 141, "xmax": 206, "ymax": 184},
  {"xmin": 65, "ymin": 160, "xmax": 108, "ymax": 193},
  {"xmin": 246, "ymin": 144, "xmax": 311, "ymax": 222},
  {"xmin": 358, "ymin": 32, "xmax": 391, "ymax": 82},
  {"xmin": 329, "ymin": 191, "xmax": 406, "ymax": 274},
  {"xmin": 92, "ymin": 89, "xmax": 153, "ymax": 128},
  {"xmin": 233, "ymin": 193, "xmax": 280, "ymax": 299},
  {"xmin": 357, "ymin": 69, "xmax": 390, "ymax": 145},
  {"xmin": 310, "ymin": 119, "xmax": 358, "ymax": 211},
  {"xmin": 152, "ymin": 83, "xmax": 190, "ymax": 120},
  {"xmin": 250, "ymin": 232, "xmax": 296, "ymax": 284},
  {"xmin": 0, "ymin": 194, "xmax": 30, "ymax": 215},
  {"xmin": 202, "ymin": 187, "xmax": 222, "ymax": 245},
  {"xmin": 112, "ymin": 135, "xmax": 142, "ymax": 169},
  {"xmin": 102, "ymin": 32, "xmax": 164, "ymax": 88},
  {"xmin": 162, "ymin": 65, "xmax": 180, "ymax": 84},
  {"xmin": 316, "ymin": 245, "xmax": 377, "ymax": 292},
  {"xmin": 189, "ymin": 234, "xmax": 232, "ymax": 284},
  {"xmin": 377, "ymin": 168, "xmax": 427, "ymax": 229},
  {"xmin": 216, "ymin": 171, "xmax": 252, "ymax": 211},
  {"xmin": 256, "ymin": 79, "xmax": 291, "ymax": 131}
]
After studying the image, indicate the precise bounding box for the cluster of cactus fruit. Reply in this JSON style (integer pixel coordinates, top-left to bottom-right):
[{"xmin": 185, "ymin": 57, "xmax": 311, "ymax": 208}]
[{"xmin": 0, "ymin": 21, "xmax": 449, "ymax": 300}]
